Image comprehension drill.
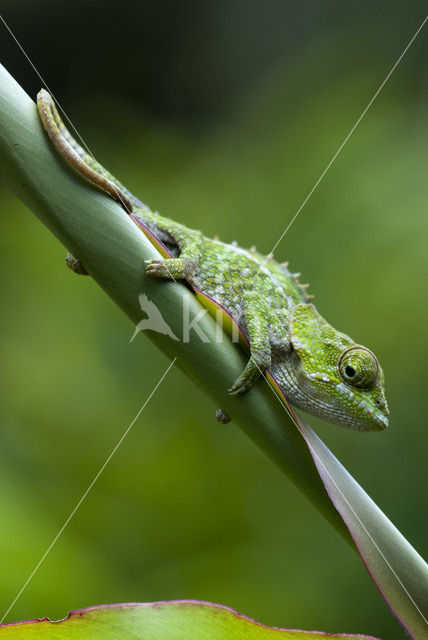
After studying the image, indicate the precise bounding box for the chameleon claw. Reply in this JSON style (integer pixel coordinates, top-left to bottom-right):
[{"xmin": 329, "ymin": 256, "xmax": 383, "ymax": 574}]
[
  {"xmin": 66, "ymin": 253, "xmax": 88, "ymax": 275},
  {"xmin": 228, "ymin": 378, "xmax": 252, "ymax": 395},
  {"xmin": 228, "ymin": 384, "xmax": 243, "ymax": 396},
  {"xmin": 216, "ymin": 408, "xmax": 231, "ymax": 424},
  {"xmin": 145, "ymin": 258, "xmax": 166, "ymax": 276}
]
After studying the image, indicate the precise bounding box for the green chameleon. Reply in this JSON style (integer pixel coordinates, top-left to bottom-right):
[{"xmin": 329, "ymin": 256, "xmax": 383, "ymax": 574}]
[{"xmin": 37, "ymin": 89, "xmax": 389, "ymax": 432}]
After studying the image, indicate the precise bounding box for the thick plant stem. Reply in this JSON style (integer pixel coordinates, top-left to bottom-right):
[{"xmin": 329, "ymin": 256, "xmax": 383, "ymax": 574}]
[
  {"xmin": 0, "ymin": 62, "xmax": 347, "ymax": 539},
  {"xmin": 1, "ymin": 63, "xmax": 427, "ymax": 638}
]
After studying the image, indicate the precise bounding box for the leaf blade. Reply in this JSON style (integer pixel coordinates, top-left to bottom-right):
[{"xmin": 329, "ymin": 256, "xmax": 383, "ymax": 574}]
[
  {"xmin": 294, "ymin": 414, "xmax": 428, "ymax": 639},
  {"xmin": 0, "ymin": 601, "xmax": 383, "ymax": 640}
]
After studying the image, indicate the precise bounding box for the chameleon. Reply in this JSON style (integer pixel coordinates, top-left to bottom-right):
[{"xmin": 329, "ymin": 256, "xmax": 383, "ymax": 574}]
[{"xmin": 36, "ymin": 89, "xmax": 389, "ymax": 432}]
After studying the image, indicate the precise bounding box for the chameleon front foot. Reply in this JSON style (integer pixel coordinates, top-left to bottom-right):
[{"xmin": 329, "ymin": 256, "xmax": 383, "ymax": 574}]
[
  {"xmin": 215, "ymin": 409, "xmax": 231, "ymax": 424},
  {"xmin": 66, "ymin": 253, "xmax": 88, "ymax": 275},
  {"xmin": 145, "ymin": 258, "xmax": 193, "ymax": 280}
]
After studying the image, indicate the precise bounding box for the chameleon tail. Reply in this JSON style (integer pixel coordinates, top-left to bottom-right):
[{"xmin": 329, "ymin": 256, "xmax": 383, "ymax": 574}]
[{"xmin": 37, "ymin": 89, "xmax": 144, "ymax": 214}]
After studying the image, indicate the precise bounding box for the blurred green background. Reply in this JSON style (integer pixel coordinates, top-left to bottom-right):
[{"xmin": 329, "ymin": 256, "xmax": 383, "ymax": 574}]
[{"xmin": 1, "ymin": 2, "xmax": 427, "ymax": 638}]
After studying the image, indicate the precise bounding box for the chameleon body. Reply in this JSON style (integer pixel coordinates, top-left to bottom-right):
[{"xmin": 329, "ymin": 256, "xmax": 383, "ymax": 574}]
[{"xmin": 37, "ymin": 90, "xmax": 389, "ymax": 431}]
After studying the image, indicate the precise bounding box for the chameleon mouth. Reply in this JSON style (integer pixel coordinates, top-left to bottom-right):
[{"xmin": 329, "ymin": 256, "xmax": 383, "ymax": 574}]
[
  {"xmin": 370, "ymin": 410, "xmax": 389, "ymax": 431},
  {"xmin": 328, "ymin": 404, "xmax": 388, "ymax": 431},
  {"xmin": 347, "ymin": 397, "xmax": 388, "ymax": 431},
  {"xmin": 368, "ymin": 416, "xmax": 387, "ymax": 431},
  {"xmin": 363, "ymin": 393, "xmax": 389, "ymax": 431}
]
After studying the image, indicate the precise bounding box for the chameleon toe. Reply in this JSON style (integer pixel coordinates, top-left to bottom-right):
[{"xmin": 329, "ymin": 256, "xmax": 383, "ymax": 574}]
[
  {"xmin": 228, "ymin": 379, "xmax": 251, "ymax": 395},
  {"xmin": 216, "ymin": 409, "xmax": 231, "ymax": 424}
]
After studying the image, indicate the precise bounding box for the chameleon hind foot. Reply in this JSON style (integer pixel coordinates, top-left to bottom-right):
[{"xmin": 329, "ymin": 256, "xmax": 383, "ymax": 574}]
[
  {"xmin": 228, "ymin": 357, "xmax": 266, "ymax": 395},
  {"xmin": 215, "ymin": 408, "xmax": 231, "ymax": 424},
  {"xmin": 66, "ymin": 253, "xmax": 88, "ymax": 275}
]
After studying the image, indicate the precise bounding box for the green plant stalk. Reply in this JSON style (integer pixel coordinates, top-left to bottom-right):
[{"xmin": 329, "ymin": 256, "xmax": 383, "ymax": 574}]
[
  {"xmin": 1, "ymin": 64, "xmax": 428, "ymax": 637},
  {"xmin": 0, "ymin": 63, "xmax": 348, "ymax": 540}
]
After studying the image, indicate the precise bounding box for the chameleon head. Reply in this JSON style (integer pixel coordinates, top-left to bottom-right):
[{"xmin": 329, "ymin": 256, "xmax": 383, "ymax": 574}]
[{"xmin": 283, "ymin": 304, "xmax": 389, "ymax": 431}]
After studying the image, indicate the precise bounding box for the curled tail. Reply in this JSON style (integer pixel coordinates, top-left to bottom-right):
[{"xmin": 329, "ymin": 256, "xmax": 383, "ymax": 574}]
[{"xmin": 37, "ymin": 89, "xmax": 144, "ymax": 213}]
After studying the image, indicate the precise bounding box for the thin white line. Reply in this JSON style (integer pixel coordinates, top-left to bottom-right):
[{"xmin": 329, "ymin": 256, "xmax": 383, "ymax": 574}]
[
  {"xmin": 0, "ymin": 357, "xmax": 177, "ymax": 625},
  {"xmin": 3, "ymin": 5, "xmax": 425, "ymax": 627},
  {"xmin": 265, "ymin": 15, "xmax": 428, "ymax": 261},
  {"xmin": 260, "ymin": 369, "xmax": 428, "ymax": 626},
  {"xmin": 0, "ymin": 14, "xmax": 138, "ymax": 215},
  {"xmin": 0, "ymin": 15, "xmax": 180, "ymax": 619},
  {"xmin": 1, "ymin": 13, "xmax": 178, "ymax": 272},
  {"xmin": 1, "ymin": 13, "xmax": 134, "ymax": 215},
  {"xmin": 255, "ymin": 16, "xmax": 428, "ymax": 619},
  {"xmin": 0, "ymin": 14, "xmax": 95, "ymax": 159},
  {"xmin": 235, "ymin": 13, "xmax": 428, "ymax": 619},
  {"xmin": 226, "ymin": 350, "xmax": 427, "ymax": 624},
  {"xmin": 307, "ymin": 437, "xmax": 428, "ymax": 626}
]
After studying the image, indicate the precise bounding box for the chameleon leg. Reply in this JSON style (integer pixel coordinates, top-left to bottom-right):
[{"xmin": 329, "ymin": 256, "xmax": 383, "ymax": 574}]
[
  {"xmin": 37, "ymin": 91, "xmax": 204, "ymax": 279},
  {"xmin": 215, "ymin": 408, "xmax": 231, "ymax": 424},
  {"xmin": 145, "ymin": 221, "xmax": 204, "ymax": 279},
  {"xmin": 267, "ymin": 307, "xmax": 291, "ymax": 351},
  {"xmin": 66, "ymin": 253, "xmax": 88, "ymax": 275},
  {"xmin": 229, "ymin": 291, "xmax": 273, "ymax": 395}
]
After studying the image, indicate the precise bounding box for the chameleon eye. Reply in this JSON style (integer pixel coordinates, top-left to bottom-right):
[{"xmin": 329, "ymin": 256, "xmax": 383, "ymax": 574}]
[{"xmin": 338, "ymin": 346, "xmax": 379, "ymax": 389}]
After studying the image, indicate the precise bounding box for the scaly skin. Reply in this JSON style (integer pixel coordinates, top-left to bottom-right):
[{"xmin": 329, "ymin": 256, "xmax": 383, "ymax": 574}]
[{"xmin": 37, "ymin": 89, "xmax": 389, "ymax": 431}]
